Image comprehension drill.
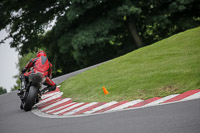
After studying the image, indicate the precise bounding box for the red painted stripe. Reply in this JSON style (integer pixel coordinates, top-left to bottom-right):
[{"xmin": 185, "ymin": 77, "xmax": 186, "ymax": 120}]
[
  {"xmin": 58, "ymin": 103, "xmax": 89, "ymax": 115},
  {"xmin": 40, "ymin": 88, "xmax": 61, "ymax": 101},
  {"xmin": 39, "ymin": 97, "xmax": 62, "ymax": 107},
  {"xmin": 48, "ymin": 103, "xmax": 77, "ymax": 114},
  {"xmin": 162, "ymin": 89, "xmax": 200, "ymax": 103},
  {"xmin": 95, "ymin": 101, "xmax": 129, "ymax": 113},
  {"xmin": 38, "ymin": 97, "xmax": 62, "ymax": 109},
  {"xmin": 41, "ymin": 96, "xmax": 52, "ymax": 101},
  {"xmin": 39, "ymin": 96, "xmax": 62, "ymax": 106},
  {"xmin": 73, "ymin": 102, "xmax": 106, "ymax": 115},
  {"xmin": 41, "ymin": 93, "xmax": 60, "ymax": 101},
  {"xmin": 42, "ymin": 100, "xmax": 72, "ymax": 112},
  {"xmin": 127, "ymin": 97, "xmax": 161, "ymax": 108}
]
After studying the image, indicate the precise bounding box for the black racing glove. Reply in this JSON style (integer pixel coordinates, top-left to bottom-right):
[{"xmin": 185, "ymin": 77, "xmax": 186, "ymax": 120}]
[{"xmin": 21, "ymin": 68, "xmax": 26, "ymax": 74}]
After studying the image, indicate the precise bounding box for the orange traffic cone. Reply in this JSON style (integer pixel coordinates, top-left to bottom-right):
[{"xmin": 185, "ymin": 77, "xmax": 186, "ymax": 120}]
[{"xmin": 103, "ymin": 87, "xmax": 109, "ymax": 95}]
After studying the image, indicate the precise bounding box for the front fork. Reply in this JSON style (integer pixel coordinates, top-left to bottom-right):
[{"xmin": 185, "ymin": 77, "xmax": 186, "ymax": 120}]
[{"xmin": 18, "ymin": 74, "xmax": 28, "ymax": 101}]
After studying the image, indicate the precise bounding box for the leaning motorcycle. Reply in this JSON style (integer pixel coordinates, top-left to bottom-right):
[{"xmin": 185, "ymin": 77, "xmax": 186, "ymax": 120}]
[{"xmin": 18, "ymin": 73, "xmax": 45, "ymax": 111}]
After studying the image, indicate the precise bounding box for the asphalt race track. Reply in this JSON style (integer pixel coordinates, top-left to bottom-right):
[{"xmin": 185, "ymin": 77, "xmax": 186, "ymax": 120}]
[
  {"xmin": 0, "ymin": 92, "xmax": 200, "ymax": 133},
  {"xmin": 1, "ymin": 64, "xmax": 200, "ymax": 133}
]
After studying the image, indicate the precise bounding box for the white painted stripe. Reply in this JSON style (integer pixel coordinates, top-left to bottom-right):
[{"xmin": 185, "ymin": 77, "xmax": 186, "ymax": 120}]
[
  {"xmin": 63, "ymin": 102, "xmax": 98, "ymax": 115},
  {"xmin": 181, "ymin": 92, "xmax": 200, "ymax": 101},
  {"xmin": 41, "ymin": 92, "xmax": 60, "ymax": 99},
  {"xmin": 46, "ymin": 102, "xmax": 75, "ymax": 113},
  {"xmin": 84, "ymin": 101, "xmax": 118, "ymax": 114},
  {"xmin": 144, "ymin": 94, "xmax": 179, "ymax": 107},
  {"xmin": 106, "ymin": 100, "xmax": 143, "ymax": 112},
  {"xmin": 37, "ymin": 92, "xmax": 63, "ymax": 106},
  {"xmin": 40, "ymin": 98, "xmax": 71, "ymax": 111},
  {"xmin": 53, "ymin": 103, "xmax": 85, "ymax": 115}
]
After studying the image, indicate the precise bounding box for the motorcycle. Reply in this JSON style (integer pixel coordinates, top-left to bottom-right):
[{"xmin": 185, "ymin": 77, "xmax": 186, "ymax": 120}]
[{"xmin": 18, "ymin": 73, "xmax": 46, "ymax": 111}]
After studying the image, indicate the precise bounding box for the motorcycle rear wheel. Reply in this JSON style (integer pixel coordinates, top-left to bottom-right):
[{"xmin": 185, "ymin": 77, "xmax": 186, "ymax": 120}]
[{"xmin": 23, "ymin": 86, "xmax": 38, "ymax": 111}]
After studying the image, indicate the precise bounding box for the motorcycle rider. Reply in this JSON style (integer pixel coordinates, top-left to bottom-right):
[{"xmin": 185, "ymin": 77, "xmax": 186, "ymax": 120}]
[{"xmin": 17, "ymin": 50, "xmax": 56, "ymax": 96}]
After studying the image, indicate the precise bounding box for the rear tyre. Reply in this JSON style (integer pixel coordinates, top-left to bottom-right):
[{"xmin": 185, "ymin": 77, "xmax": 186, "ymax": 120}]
[{"xmin": 23, "ymin": 86, "xmax": 38, "ymax": 111}]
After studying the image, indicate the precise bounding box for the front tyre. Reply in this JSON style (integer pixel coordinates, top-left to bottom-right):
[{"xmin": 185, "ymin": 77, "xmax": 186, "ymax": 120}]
[{"xmin": 23, "ymin": 86, "xmax": 38, "ymax": 111}]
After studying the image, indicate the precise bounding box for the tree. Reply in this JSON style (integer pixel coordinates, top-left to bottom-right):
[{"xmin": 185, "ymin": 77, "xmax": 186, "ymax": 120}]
[
  {"xmin": 0, "ymin": 87, "xmax": 7, "ymax": 95},
  {"xmin": 1, "ymin": 0, "xmax": 200, "ymax": 76},
  {"xmin": 0, "ymin": 0, "xmax": 67, "ymax": 54}
]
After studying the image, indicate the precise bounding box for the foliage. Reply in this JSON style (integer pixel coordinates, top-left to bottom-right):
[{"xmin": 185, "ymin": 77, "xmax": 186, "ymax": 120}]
[
  {"xmin": 0, "ymin": 0, "xmax": 67, "ymax": 53},
  {"xmin": 0, "ymin": 86, "xmax": 7, "ymax": 95},
  {"xmin": 1, "ymin": 0, "xmax": 200, "ymax": 76},
  {"xmin": 18, "ymin": 52, "xmax": 37, "ymax": 70}
]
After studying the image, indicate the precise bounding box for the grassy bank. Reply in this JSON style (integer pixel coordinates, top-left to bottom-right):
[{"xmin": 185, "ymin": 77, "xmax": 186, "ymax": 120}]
[{"xmin": 60, "ymin": 27, "xmax": 200, "ymax": 102}]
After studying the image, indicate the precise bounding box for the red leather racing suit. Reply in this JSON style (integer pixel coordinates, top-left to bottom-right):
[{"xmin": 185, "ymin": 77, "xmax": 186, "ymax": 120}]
[{"xmin": 24, "ymin": 56, "xmax": 56, "ymax": 87}]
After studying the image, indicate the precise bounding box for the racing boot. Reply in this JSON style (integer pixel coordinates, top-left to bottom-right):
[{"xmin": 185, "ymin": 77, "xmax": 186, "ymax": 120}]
[{"xmin": 41, "ymin": 85, "xmax": 56, "ymax": 94}]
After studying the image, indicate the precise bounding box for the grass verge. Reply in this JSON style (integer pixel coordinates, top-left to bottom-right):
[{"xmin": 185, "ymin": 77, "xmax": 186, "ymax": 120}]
[{"xmin": 60, "ymin": 27, "xmax": 200, "ymax": 102}]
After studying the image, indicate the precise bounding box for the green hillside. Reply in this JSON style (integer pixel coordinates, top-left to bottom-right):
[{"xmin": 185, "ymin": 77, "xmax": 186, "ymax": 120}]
[{"xmin": 60, "ymin": 27, "xmax": 200, "ymax": 102}]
